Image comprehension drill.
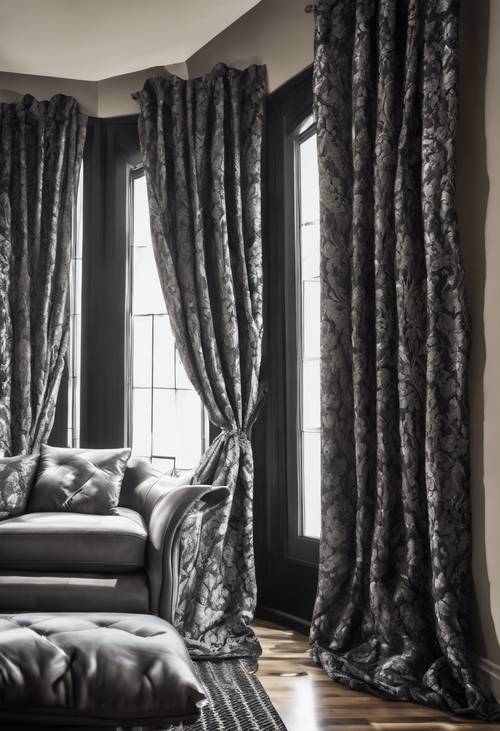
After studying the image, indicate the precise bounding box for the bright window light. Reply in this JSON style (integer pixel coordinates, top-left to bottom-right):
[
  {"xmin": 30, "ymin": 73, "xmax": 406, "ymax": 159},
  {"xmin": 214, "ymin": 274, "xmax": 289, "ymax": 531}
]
[
  {"xmin": 128, "ymin": 173, "xmax": 207, "ymax": 474},
  {"xmin": 297, "ymin": 130, "xmax": 321, "ymax": 539}
]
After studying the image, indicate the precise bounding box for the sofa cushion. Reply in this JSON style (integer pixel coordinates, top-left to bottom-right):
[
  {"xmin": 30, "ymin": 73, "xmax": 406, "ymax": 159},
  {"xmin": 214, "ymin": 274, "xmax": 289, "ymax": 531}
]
[
  {"xmin": 0, "ymin": 453, "xmax": 39, "ymax": 520},
  {"xmin": 0, "ymin": 507, "xmax": 147, "ymax": 572},
  {"xmin": 0, "ymin": 612, "xmax": 205, "ymax": 727},
  {"xmin": 28, "ymin": 444, "xmax": 131, "ymax": 515}
]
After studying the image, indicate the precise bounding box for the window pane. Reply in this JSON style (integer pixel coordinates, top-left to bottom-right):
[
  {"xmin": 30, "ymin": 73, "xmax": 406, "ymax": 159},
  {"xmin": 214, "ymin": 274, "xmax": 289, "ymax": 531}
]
[
  {"xmin": 176, "ymin": 391, "xmax": 203, "ymax": 470},
  {"xmin": 73, "ymin": 258, "xmax": 82, "ymax": 316},
  {"xmin": 175, "ymin": 348, "xmax": 192, "ymax": 390},
  {"xmin": 298, "ymin": 131, "xmax": 321, "ymax": 539},
  {"xmin": 299, "ymin": 134, "xmax": 319, "ymax": 225},
  {"xmin": 132, "ymin": 316, "xmax": 152, "ymax": 387},
  {"xmin": 133, "ymin": 175, "xmax": 152, "ymax": 246},
  {"xmin": 301, "ymin": 222, "xmax": 320, "ymax": 280},
  {"xmin": 132, "ymin": 388, "xmax": 151, "ymax": 457},
  {"xmin": 302, "ymin": 359, "xmax": 320, "ymax": 431},
  {"xmin": 129, "ymin": 172, "xmax": 206, "ymax": 473},
  {"xmin": 302, "ymin": 431, "xmax": 321, "ymax": 539},
  {"xmin": 67, "ymin": 163, "xmax": 83, "ymax": 448},
  {"xmin": 152, "ymin": 388, "xmax": 176, "ymax": 459},
  {"xmin": 303, "ymin": 280, "xmax": 320, "ymax": 360},
  {"xmin": 71, "ymin": 314, "xmax": 81, "ymax": 379},
  {"xmin": 132, "ymin": 245, "xmax": 166, "ymax": 315},
  {"xmin": 153, "ymin": 315, "xmax": 175, "ymax": 388}
]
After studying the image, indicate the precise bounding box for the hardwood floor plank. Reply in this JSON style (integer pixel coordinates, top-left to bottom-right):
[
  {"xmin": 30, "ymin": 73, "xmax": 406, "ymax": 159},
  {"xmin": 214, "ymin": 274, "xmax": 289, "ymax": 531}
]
[{"xmin": 254, "ymin": 621, "xmax": 500, "ymax": 731}]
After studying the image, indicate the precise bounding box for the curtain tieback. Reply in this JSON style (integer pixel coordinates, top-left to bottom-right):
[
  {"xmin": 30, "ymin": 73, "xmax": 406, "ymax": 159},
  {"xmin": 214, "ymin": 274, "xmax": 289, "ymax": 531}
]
[{"xmin": 223, "ymin": 428, "xmax": 251, "ymax": 444}]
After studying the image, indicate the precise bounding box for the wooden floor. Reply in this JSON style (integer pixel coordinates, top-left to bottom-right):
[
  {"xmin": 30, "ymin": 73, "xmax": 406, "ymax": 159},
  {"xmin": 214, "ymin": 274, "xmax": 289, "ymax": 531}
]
[{"xmin": 254, "ymin": 621, "xmax": 500, "ymax": 731}]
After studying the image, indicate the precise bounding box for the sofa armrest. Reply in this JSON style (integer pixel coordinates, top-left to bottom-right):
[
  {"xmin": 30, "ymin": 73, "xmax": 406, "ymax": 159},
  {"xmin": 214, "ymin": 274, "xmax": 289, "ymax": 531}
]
[
  {"xmin": 146, "ymin": 482, "xmax": 229, "ymax": 624},
  {"xmin": 119, "ymin": 457, "xmax": 194, "ymax": 521}
]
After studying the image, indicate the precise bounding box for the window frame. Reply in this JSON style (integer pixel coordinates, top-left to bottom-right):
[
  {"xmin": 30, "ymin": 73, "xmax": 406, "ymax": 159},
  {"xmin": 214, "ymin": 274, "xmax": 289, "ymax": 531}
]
[
  {"xmin": 285, "ymin": 116, "xmax": 321, "ymax": 560},
  {"xmin": 79, "ymin": 116, "xmax": 144, "ymax": 448},
  {"xmin": 67, "ymin": 162, "xmax": 84, "ymax": 448},
  {"xmin": 124, "ymin": 163, "xmax": 142, "ymax": 457},
  {"xmin": 255, "ymin": 65, "xmax": 318, "ymax": 627},
  {"xmin": 283, "ymin": 105, "xmax": 320, "ymax": 565}
]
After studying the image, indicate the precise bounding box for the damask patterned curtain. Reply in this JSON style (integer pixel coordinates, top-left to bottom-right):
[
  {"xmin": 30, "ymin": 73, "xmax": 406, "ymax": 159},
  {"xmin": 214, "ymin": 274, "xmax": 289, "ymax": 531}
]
[
  {"xmin": 0, "ymin": 95, "xmax": 87, "ymax": 457},
  {"xmin": 310, "ymin": 0, "xmax": 499, "ymax": 719},
  {"xmin": 134, "ymin": 65, "xmax": 266, "ymax": 658}
]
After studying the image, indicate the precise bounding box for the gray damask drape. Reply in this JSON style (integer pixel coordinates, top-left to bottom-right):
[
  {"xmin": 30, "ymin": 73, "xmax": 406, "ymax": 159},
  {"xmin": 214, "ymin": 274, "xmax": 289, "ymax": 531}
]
[
  {"xmin": 0, "ymin": 95, "xmax": 87, "ymax": 457},
  {"xmin": 310, "ymin": 0, "xmax": 499, "ymax": 719},
  {"xmin": 134, "ymin": 65, "xmax": 266, "ymax": 658}
]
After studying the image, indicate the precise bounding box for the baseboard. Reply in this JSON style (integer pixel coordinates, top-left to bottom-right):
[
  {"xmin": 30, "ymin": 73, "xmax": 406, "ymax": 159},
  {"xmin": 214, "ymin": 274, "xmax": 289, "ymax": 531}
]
[
  {"xmin": 255, "ymin": 604, "xmax": 311, "ymax": 636},
  {"xmin": 474, "ymin": 654, "xmax": 500, "ymax": 701}
]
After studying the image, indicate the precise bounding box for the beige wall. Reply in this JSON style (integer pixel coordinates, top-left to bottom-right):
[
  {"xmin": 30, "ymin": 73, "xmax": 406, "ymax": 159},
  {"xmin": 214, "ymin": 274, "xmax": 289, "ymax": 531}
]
[
  {"xmin": 0, "ymin": 63, "xmax": 188, "ymax": 118},
  {"xmin": 186, "ymin": 0, "xmax": 313, "ymax": 91},
  {"xmin": 96, "ymin": 63, "xmax": 187, "ymax": 117},
  {"xmin": 458, "ymin": 0, "xmax": 500, "ymax": 694},
  {"xmin": 0, "ymin": 71, "xmax": 97, "ymax": 115}
]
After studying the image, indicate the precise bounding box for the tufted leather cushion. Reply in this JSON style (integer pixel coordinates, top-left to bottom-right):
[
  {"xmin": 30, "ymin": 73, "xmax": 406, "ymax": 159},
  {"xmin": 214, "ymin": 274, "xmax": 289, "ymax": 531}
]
[
  {"xmin": 0, "ymin": 612, "xmax": 206, "ymax": 726},
  {"xmin": 0, "ymin": 453, "xmax": 39, "ymax": 520},
  {"xmin": 28, "ymin": 444, "xmax": 131, "ymax": 515},
  {"xmin": 0, "ymin": 507, "xmax": 147, "ymax": 572}
]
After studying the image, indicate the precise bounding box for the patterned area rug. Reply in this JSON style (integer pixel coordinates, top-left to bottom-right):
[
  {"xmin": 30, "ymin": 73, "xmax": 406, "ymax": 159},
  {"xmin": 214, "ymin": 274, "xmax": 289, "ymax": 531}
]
[{"xmin": 167, "ymin": 659, "xmax": 287, "ymax": 731}]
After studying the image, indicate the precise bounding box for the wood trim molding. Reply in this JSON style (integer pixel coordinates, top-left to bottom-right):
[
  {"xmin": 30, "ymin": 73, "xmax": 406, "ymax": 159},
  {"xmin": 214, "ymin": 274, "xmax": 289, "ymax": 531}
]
[
  {"xmin": 474, "ymin": 654, "xmax": 500, "ymax": 701},
  {"xmin": 256, "ymin": 604, "xmax": 311, "ymax": 637}
]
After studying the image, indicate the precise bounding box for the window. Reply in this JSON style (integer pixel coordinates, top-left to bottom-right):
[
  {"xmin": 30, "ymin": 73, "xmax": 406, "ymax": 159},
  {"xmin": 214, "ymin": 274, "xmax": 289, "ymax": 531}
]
[
  {"xmin": 295, "ymin": 122, "xmax": 321, "ymax": 539},
  {"xmin": 67, "ymin": 164, "xmax": 83, "ymax": 448},
  {"xmin": 127, "ymin": 171, "xmax": 207, "ymax": 474},
  {"xmin": 259, "ymin": 67, "xmax": 318, "ymax": 620}
]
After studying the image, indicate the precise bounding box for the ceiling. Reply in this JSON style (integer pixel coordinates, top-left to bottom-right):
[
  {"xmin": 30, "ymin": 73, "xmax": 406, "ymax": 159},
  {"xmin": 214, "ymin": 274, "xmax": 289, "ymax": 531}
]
[{"xmin": 0, "ymin": 0, "xmax": 260, "ymax": 81}]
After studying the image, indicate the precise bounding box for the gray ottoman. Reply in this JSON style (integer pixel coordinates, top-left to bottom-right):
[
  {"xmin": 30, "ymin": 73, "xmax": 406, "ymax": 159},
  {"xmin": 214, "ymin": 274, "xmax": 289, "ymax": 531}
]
[{"xmin": 0, "ymin": 612, "xmax": 206, "ymax": 727}]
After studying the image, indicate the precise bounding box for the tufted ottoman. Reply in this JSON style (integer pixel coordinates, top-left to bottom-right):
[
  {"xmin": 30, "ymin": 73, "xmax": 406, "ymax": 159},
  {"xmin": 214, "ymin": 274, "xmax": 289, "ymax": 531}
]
[{"xmin": 0, "ymin": 612, "xmax": 206, "ymax": 727}]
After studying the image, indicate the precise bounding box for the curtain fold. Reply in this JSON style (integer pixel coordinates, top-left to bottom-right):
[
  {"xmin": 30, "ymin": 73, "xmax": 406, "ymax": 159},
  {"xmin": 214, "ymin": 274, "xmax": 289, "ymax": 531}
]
[
  {"xmin": 0, "ymin": 95, "xmax": 87, "ymax": 457},
  {"xmin": 133, "ymin": 64, "xmax": 266, "ymax": 658},
  {"xmin": 310, "ymin": 0, "xmax": 499, "ymax": 720}
]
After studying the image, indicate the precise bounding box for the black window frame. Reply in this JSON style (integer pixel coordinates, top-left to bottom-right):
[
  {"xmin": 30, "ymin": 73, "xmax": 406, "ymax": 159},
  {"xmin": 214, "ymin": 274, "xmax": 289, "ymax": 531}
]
[
  {"xmin": 255, "ymin": 65, "xmax": 318, "ymax": 627},
  {"xmin": 285, "ymin": 113, "xmax": 321, "ymax": 562},
  {"xmin": 79, "ymin": 115, "xmax": 143, "ymax": 448}
]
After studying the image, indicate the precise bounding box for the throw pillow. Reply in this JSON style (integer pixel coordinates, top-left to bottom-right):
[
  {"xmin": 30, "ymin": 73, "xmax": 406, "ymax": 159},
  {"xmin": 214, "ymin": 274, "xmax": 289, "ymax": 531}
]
[
  {"xmin": 27, "ymin": 445, "xmax": 131, "ymax": 515},
  {"xmin": 0, "ymin": 453, "xmax": 39, "ymax": 520}
]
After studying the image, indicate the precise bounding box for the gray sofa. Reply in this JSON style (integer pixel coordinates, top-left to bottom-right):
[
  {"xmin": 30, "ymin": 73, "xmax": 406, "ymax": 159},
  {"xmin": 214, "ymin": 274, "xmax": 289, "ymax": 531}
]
[{"xmin": 0, "ymin": 457, "xmax": 228, "ymax": 622}]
